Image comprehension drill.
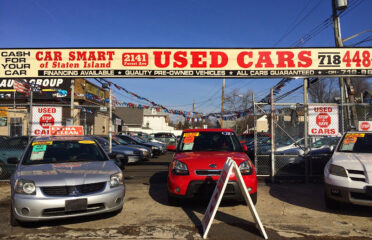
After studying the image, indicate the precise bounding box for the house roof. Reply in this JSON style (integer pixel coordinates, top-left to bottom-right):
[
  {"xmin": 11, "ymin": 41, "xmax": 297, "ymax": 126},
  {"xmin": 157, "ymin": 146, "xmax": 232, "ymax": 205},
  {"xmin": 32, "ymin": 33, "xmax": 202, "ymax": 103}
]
[
  {"xmin": 143, "ymin": 108, "xmax": 167, "ymax": 116},
  {"xmin": 114, "ymin": 107, "xmax": 143, "ymax": 126}
]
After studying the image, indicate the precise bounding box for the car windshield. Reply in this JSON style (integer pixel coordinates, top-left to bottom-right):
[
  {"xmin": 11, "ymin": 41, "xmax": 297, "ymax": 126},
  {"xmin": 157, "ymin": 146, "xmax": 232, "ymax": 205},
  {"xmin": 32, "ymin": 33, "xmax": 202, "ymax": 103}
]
[
  {"xmin": 338, "ymin": 133, "xmax": 372, "ymax": 153},
  {"xmin": 178, "ymin": 131, "xmax": 243, "ymax": 152},
  {"xmin": 134, "ymin": 136, "xmax": 145, "ymax": 143},
  {"xmin": 22, "ymin": 140, "xmax": 108, "ymax": 165}
]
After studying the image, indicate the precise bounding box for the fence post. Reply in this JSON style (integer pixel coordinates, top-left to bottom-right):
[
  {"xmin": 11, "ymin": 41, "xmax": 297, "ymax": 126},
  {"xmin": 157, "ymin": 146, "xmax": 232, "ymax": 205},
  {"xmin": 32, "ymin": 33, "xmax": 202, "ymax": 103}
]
[
  {"xmin": 252, "ymin": 93, "xmax": 257, "ymax": 168},
  {"xmin": 270, "ymin": 88, "xmax": 275, "ymax": 183},
  {"xmin": 70, "ymin": 79, "xmax": 75, "ymax": 125},
  {"xmin": 28, "ymin": 88, "xmax": 33, "ymax": 139},
  {"xmin": 304, "ymin": 78, "xmax": 309, "ymax": 183}
]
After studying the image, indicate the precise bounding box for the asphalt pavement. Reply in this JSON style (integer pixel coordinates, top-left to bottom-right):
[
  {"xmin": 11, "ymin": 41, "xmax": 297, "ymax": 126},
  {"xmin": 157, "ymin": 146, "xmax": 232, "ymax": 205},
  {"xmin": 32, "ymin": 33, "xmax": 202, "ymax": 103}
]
[{"xmin": 0, "ymin": 152, "xmax": 371, "ymax": 240}]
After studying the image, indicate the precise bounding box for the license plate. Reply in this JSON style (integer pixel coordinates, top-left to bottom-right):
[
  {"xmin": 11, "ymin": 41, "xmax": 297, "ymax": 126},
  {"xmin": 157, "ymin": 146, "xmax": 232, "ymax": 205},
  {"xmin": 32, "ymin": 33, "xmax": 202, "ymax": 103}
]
[{"xmin": 65, "ymin": 199, "xmax": 87, "ymax": 212}]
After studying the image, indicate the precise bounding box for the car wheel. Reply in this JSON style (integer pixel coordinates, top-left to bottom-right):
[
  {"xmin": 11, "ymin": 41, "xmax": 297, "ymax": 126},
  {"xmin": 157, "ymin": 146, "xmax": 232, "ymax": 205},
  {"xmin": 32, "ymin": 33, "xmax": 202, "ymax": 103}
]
[
  {"xmin": 167, "ymin": 192, "xmax": 180, "ymax": 206},
  {"xmin": 0, "ymin": 162, "xmax": 9, "ymax": 179},
  {"xmin": 250, "ymin": 192, "xmax": 257, "ymax": 205},
  {"xmin": 10, "ymin": 204, "xmax": 20, "ymax": 227},
  {"xmin": 324, "ymin": 194, "xmax": 340, "ymax": 210}
]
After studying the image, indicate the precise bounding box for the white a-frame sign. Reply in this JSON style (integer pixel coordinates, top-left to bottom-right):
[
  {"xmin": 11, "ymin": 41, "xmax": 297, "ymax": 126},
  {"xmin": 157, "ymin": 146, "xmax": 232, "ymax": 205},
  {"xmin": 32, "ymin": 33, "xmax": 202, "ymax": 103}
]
[{"xmin": 201, "ymin": 157, "xmax": 268, "ymax": 239}]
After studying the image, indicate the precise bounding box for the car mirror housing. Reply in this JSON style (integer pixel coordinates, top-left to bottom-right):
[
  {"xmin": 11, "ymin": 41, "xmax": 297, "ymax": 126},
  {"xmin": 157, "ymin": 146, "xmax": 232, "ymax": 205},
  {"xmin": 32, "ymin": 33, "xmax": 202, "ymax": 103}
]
[
  {"xmin": 242, "ymin": 145, "xmax": 248, "ymax": 152},
  {"xmin": 7, "ymin": 157, "xmax": 19, "ymax": 164},
  {"xmin": 167, "ymin": 145, "xmax": 176, "ymax": 151}
]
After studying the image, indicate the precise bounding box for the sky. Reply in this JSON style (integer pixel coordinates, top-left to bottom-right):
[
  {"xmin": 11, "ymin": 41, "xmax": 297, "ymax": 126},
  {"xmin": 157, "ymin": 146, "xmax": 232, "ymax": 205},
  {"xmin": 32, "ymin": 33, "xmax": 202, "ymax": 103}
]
[{"xmin": 0, "ymin": 0, "xmax": 371, "ymax": 118}]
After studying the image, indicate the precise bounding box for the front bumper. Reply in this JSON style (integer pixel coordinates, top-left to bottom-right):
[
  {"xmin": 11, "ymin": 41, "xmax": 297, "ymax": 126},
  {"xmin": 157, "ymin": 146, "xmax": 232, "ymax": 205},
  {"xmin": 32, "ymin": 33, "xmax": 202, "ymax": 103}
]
[
  {"xmin": 325, "ymin": 183, "xmax": 372, "ymax": 207},
  {"xmin": 12, "ymin": 184, "xmax": 125, "ymax": 222}
]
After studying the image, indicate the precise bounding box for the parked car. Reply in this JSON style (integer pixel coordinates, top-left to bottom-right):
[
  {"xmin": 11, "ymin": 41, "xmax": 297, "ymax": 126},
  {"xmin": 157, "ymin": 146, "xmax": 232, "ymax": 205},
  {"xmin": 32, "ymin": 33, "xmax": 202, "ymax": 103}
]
[
  {"xmin": 116, "ymin": 135, "xmax": 162, "ymax": 156},
  {"xmin": 91, "ymin": 136, "xmax": 144, "ymax": 167},
  {"xmin": 128, "ymin": 131, "xmax": 166, "ymax": 145},
  {"xmin": 9, "ymin": 136, "xmax": 125, "ymax": 226},
  {"xmin": 0, "ymin": 136, "xmax": 29, "ymax": 179},
  {"xmin": 238, "ymin": 132, "xmax": 271, "ymax": 146},
  {"xmin": 150, "ymin": 132, "xmax": 177, "ymax": 146},
  {"xmin": 324, "ymin": 132, "xmax": 372, "ymax": 209},
  {"xmin": 167, "ymin": 128, "xmax": 257, "ymax": 205},
  {"xmin": 132, "ymin": 136, "xmax": 166, "ymax": 154},
  {"xmin": 94, "ymin": 135, "xmax": 152, "ymax": 160}
]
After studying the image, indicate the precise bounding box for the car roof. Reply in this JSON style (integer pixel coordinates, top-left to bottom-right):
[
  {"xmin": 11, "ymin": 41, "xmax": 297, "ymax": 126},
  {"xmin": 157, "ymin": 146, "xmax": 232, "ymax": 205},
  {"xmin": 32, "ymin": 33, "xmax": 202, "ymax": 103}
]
[{"xmin": 183, "ymin": 128, "xmax": 234, "ymax": 133}]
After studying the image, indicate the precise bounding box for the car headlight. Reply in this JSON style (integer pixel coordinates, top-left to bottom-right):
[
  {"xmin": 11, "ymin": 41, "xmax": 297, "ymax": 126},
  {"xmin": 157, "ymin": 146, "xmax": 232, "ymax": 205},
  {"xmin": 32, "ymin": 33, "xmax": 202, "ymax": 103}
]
[
  {"xmin": 329, "ymin": 164, "xmax": 347, "ymax": 177},
  {"xmin": 140, "ymin": 148, "xmax": 148, "ymax": 152},
  {"xmin": 110, "ymin": 172, "xmax": 123, "ymax": 188},
  {"xmin": 239, "ymin": 160, "xmax": 253, "ymax": 175},
  {"xmin": 123, "ymin": 150, "xmax": 134, "ymax": 155},
  {"xmin": 171, "ymin": 160, "xmax": 189, "ymax": 175},
  {"xmin": 15, "ymin": 179, "xmax": 36, "ymax": 195}
]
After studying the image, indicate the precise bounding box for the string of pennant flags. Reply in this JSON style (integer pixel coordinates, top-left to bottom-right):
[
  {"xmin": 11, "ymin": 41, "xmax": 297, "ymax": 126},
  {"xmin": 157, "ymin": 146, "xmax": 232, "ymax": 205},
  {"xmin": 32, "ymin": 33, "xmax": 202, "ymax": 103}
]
[{"xmin": 10, "ymin": 77, "xmax": 297, "ymax": 121}]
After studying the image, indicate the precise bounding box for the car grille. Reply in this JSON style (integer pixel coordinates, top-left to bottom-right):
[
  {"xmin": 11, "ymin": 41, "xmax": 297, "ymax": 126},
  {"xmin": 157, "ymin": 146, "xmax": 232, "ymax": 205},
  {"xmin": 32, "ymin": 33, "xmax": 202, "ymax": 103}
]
[
  {"xmin": 41, "ymin": 182, "xmax": 106, "ymax": 196},
  {"xmin": 195, "ymin": 170, "xmax": 222, "ymax": 176},
  {"xmin": 42, "ymin": 203, "xmax": 105, "ymax": 216},
  {"xmin": 347, "ymin": 169, "xmax": 366, "ymax": 183}
]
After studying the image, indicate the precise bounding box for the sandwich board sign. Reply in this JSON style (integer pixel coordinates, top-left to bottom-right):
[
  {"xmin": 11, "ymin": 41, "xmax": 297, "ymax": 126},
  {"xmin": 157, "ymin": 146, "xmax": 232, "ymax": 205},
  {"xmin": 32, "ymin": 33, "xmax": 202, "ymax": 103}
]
[{"xmin": 201, "ymin": 157, "xmax": 268, "ymax": 239}]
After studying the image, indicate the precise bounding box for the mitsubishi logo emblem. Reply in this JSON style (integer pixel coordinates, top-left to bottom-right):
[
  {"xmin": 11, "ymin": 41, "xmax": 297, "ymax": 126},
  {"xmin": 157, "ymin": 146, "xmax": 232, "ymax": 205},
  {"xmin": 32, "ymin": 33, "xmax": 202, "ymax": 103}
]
[
  {"xmin": 209, "ymin": 164, "xmax": 217, "ymax": 168},
  {"xmin": 70, "ymin": 186, "xmax": 80, "ymax": 195}
]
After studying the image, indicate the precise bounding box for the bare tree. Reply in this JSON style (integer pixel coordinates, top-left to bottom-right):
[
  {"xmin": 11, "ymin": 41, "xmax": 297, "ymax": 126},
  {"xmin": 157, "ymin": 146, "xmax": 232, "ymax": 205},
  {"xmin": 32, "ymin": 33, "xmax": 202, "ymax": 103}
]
[
  {"xmin": 308, "ymin": 78, "xmax": 339, "ymax": 103},
  {"xmin": 351, "ymin": 77, "xmax": 371, "ymax": 101},
  {"xmin": 224, "ymin": 88, "xmax": 253, "ymax": 112}
]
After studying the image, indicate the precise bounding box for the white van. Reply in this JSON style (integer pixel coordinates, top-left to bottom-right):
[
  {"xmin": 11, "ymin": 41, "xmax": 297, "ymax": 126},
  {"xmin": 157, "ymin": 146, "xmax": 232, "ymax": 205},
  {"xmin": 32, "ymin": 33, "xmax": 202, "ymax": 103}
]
[{"xmin": 324, "ymin": 131, "xmax": 372, "ymax": 209}]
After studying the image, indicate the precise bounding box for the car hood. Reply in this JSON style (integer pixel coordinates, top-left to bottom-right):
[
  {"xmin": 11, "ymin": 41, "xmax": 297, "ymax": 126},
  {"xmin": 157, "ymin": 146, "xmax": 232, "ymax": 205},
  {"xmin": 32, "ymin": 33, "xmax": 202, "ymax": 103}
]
[
  {"xmin": 174, "ymin": 151, "xmax": 248, "ymax": 170},
  {"xmin": 113, "ymin": 145, "xmax": 140, "ymax": 152},
  {"xmin": 17, "ymin": 161, "xmax": 119, "ymax": 186},
  {"xmin": 332, "ymin": 152, "xmax": 372, "ymax": 172}
]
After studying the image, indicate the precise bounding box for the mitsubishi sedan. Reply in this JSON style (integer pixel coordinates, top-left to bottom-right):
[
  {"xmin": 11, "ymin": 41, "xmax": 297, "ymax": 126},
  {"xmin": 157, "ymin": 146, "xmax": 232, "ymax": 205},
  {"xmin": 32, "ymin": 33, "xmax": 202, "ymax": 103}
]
[{"xmin": 9, "ymin": 136, "xmax": 125, "ymax": 226}]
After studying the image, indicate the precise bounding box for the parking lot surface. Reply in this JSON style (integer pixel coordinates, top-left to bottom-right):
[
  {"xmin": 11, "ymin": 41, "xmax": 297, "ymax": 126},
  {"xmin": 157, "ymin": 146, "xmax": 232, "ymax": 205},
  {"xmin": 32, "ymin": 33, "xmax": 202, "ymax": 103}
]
[{"xmin": 0, "ymin": 153, "xmax": 371, "ymax": 240}]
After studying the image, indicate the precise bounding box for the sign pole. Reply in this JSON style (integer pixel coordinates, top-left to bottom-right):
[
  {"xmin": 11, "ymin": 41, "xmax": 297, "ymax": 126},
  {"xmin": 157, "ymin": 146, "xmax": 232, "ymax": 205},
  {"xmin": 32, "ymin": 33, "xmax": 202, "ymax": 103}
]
[
  {"xmin": 221, "ymin": 78, "xmax": 225, "ymax": 128},
  {"xmin": 270, "ymin": 88, "xmax": 275, "ymax": 183},
  {"xmin": 70, "ymin": 79, "xmax": 75, "ymax": 125},
  {"xmin": 304, "ymin": 78, "xmax": 309, "ymax": 183},
  {"xmin": 28, "ymin": 86, "xmax": 33, "ymax": 139},
  {"xmin": 109, "ymin": 87, "xmax": 112, "ymax": 154}
]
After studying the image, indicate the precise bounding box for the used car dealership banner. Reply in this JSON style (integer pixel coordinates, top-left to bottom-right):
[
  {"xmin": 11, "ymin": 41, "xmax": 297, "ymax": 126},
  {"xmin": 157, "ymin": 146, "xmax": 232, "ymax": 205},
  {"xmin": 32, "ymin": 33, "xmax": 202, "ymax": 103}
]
[{"xmin": 0, "ymin": 48, "xmax": 371, "ymax": 78}]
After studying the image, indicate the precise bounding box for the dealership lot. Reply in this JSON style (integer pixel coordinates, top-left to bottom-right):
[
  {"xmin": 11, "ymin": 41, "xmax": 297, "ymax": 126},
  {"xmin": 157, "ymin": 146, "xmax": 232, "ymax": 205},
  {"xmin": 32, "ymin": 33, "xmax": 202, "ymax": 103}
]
[{"xmin": 0, "ymin": 153, "xmax": 371, "ymax": 240}]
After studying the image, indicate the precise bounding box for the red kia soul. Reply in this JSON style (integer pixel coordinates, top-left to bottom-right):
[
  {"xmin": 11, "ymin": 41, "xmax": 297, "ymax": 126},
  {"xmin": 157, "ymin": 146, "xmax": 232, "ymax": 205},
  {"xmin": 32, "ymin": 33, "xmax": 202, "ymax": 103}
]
[{"xmin": 167, "ymin": 128, "xmax": 257, "ymax": 205}]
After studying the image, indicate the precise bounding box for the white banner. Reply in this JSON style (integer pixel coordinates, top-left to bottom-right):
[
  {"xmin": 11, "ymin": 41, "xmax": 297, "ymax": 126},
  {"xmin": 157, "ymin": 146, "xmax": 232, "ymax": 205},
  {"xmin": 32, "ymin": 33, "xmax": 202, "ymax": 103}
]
[
  {"xmin": 308, "ymin": 105, "xmax": 339, "ymax": 136},
  {"xmin": 1, "ymin": 48, "xmax": 371, "ymax": 78},
  {"xmin": 358, "ymin": 121, "xmax": 372, "ymax": 131},
  {"xmin": 31, "ymin": 106, "xmax": 62, "ymax": 136}
]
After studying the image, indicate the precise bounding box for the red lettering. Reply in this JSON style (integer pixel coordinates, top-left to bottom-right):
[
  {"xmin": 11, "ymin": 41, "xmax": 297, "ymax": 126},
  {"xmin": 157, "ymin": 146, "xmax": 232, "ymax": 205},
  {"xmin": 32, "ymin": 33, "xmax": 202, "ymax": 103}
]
[
  {"xmin": 237, "ymin": 51, "xmax": 253, "ymax": 68},
  {"xmin": 36, "ymin": 51, "xmax": 62, "ymax": 61},
  {"xmin": 255, "ymin": 51, "xmax": 274, "ymax": 68},
  {"xmin": 36, "ymin": 51, "xmax": 43, "ymax": 61},
  {"xmin": 106, "ymin": 51, "xmax": 115, "ymax": 61},
  {"xmin": 209, "ymin": 51, "xmax": 228, "ymax": 68},
  {"xmin": 276, "ymin": 51, "xmax": 295, "ymax": 68},
  {"xmin": 190, "ymin": 52, "xmax": 207, "ymax": 68},
  {"xmin": 298, "ymin": 51, "xmax": 312, "ymax": 68},
  {"xmin": 153, "ymin": 51, "xmax": 171, "ymax": 68},
  {"xmin": 173, "ymin": 51, "xmax": 187, "ymax": 68}
]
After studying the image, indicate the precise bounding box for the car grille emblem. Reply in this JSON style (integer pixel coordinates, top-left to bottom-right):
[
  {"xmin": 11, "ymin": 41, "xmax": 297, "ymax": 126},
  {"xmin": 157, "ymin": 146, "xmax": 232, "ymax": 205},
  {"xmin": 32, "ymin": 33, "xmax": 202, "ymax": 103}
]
[
  {"xmin": 70, "ymin": 187, "xmax": 80, "ymax": 195},
  {"xmin": 209, "ymin": 164, "xmax": 217, "ymax": 168}
]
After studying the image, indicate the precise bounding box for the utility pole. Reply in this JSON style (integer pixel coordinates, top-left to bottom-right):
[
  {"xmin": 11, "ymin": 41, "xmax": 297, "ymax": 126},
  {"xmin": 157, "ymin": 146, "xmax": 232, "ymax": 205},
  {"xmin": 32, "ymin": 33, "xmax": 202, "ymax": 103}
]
[
  {"xmin": 332, "ymin": 0, "xmax": 358, "ymax": 129},
  {"xmin": 109, "ymin": 87, "xmax": 112, "ymax": 154},
  {"xmin": 192, "ymin": 99, "xmax": 195, "ymax": 128},
  {"xmin": 70, "ymin": 79, "xmax": 75, "ymax": 126},
  {"xmin": 221, "ymin": 78, "xmax": 225, "ymax": 128},
  {"xmin": 270, "ymin": 88, "xmax": 275, "ymax": 183},
  {"xmin": 28, "ymin": 86, "xmax": 33, "ymax": 140}
]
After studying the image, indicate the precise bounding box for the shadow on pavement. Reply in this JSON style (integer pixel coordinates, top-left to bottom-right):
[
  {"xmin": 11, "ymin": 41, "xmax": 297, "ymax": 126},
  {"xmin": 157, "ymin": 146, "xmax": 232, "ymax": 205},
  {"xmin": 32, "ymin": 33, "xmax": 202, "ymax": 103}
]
[
  {"xmin": 148, "ymin": 171, "xmax": 263, "ymax": 238},
  {"xmin": 269, "ymin": 183, "xmax": 372, "ymax": 217}
]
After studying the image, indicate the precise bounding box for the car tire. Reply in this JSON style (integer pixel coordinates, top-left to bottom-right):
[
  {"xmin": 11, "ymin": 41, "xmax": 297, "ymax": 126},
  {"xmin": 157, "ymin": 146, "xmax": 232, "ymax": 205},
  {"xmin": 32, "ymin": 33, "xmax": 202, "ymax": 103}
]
[
  {"xmin": 324, "ymin": 194, "xmax": 340, "ymax": 210},
  {"xmin": 0, "ymin": 162, "xmax": 8, "ymax": 179},
  {"xmin": 114, "ymin": 154, "xmax": 126, "ymax": 170},
  {"xmin": 167, "ymin": 192, "xmax": 180, "ymax": 206},
  {"xmin": 10, "ymin": 204, "xmax": 20, "ymax": 227},
  {"xmin": 250, "ymin": 192, "xmax": 257, "ymax": 205}
]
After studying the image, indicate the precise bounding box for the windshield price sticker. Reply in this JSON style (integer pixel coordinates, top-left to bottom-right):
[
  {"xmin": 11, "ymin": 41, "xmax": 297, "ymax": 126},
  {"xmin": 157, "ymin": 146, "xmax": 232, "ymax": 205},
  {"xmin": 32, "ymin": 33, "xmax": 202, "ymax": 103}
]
[
  {"xmin": 78, "ymin": 140, "xmax": 95, "ymax": 144},
  {"xmin": 345, "ymin": 133, "xmax": 365, "ymax": 138},
  {"xmin": 183, "ymin": 132, "xmax": 199, "ymax": 137},
  {"xmin": 183, "ymin": 136, "xmax": 195, "ymax": 144},
  {"xmin": 32, "ymin": 141, "xmax": 53, "ymax": 146},
  {"xmin": 221, "ymin": 132, "xmax": 233, "ymax": 136},
  {"xmin": 30, "ymin": 151, "xmax": 45, "ymax": 161},
  {"xmin": 32, "ymin": 145, "xmax": 47, "ymax": 152}
]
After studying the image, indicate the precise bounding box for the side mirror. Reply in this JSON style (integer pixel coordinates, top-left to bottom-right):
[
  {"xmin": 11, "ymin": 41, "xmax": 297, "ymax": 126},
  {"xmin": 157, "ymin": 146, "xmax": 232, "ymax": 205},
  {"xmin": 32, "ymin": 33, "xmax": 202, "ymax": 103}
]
[
  {"xmin": 167, "ymin": 145, "xmax": 176, "ymax": 151},
  {"xmin": 7, "ymin": 157, "xmax": 19, "ymax": 164},
  {"xmin": 243, "ymin": 145, "xmax": 248, "ymax": 152},
  {"xmin": 329, "ymin": 145, "xmax": 335, "ymax": 152}
]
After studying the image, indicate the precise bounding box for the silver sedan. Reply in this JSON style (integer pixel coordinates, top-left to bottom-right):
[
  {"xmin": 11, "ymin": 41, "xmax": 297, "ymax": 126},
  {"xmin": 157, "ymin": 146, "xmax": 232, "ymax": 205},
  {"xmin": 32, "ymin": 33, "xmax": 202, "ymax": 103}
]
[{"xmin": 9, "ymin": 136, "xmax": 125, "ymax": 226}]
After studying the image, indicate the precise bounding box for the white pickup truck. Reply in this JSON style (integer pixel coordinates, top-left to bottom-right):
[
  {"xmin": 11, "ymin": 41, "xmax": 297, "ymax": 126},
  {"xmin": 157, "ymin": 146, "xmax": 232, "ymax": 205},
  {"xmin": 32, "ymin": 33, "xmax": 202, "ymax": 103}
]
[{"xmin": 324, "ymin": 131, "xmax": 372, "ymax": 209}]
